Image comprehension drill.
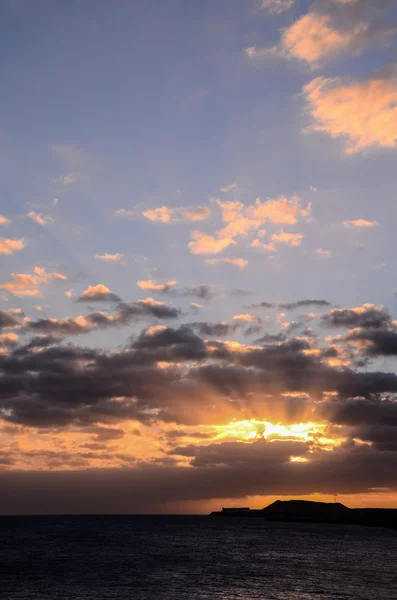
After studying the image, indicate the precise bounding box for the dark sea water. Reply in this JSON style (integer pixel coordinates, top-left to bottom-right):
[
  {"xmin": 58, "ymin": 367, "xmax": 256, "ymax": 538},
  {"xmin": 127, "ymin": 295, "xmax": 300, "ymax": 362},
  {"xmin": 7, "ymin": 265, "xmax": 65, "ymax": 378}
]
[{"xmin": 1, "ymin": 516, "xmax": 397, "ymax": 600}]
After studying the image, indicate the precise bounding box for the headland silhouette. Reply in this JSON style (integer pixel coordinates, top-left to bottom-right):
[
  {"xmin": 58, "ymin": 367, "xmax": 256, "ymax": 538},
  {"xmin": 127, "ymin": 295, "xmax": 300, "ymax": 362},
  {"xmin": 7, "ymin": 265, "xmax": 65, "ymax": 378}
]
[{"xmin": 210, "ymin": 500, "xmax": 397, "ymax": 530}]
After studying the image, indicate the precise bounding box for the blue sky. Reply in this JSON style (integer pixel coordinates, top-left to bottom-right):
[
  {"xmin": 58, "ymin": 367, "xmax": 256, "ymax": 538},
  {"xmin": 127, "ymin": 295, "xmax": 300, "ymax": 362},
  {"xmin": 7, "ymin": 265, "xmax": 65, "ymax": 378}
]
[{"xmin": 1, "ymin": 0, "xmax": 397, "ymax": 512}]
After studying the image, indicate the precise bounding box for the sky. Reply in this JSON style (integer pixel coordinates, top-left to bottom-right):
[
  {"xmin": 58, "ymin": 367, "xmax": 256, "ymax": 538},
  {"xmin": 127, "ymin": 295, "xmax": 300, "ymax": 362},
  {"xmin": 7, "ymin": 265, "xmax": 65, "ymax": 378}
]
[{"xmin": 1, "ymin": 0, "xmax": 397, "ymax": 514}]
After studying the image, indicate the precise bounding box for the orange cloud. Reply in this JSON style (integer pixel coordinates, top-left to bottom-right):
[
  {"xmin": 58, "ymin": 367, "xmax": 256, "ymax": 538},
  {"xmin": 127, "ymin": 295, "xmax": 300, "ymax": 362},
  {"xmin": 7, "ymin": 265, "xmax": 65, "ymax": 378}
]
[
  {"xmin": 316, "ymin": 248, "xmax": 332, "ymax": 258},
  {"xmin": 137, "ymin": 279, "xmax": 177, "ymax": 293},
  {"xmin": 233, "ymin": 314, "xmax": 261, "ymax": 323},
  {"xmin": 191, "ymin": 196, "xmax": 310, "ymax": 255},
  {"xmin": 82, "ymin": 284, "xmax": 111, "ymax": 298},
  {"xmin": 0, "ymin": 215, "xmax": 10, "ymax": 226},
  {"xmin": 281, "ymin": 13, "xmax": 357, "ymax": 64},
  {"xmin": 0, "ymin": 238, "xmax": 25, "ymax": 255},
  {"xmin": 272, "ymin": 232, "xmax": 303, "ymax": 246},
  {"xmin": 204, "ymin": 258, "xmax": 248, "ymax": 269},
  {"xmin": 250, "ymin": 240, "xmax": 276, "ymax": 253},
  {"xmin": 303, "ymin": 68, "xmax": 397, "ymax": 153},
  {"xmin": 0, "ymin": 267, "xmax": 66, "ymax": 297},
  {"xmin": 139, "ymin": 297, "xmax": 169, "ymax": 308},
  {"xmin": 342, "ymin": 219, "xmax": 378, "ymax": 228},
  {"xmin": 78, "ymin": 284, "xmax": 121, "ymax": 303},
  {"xmin": 188, "ymin": 231, "xmax": 236, "ymax": 255},
  {"xmin": 216, "ymin": 200, "xmax": 244, "ymax": 223},
  {"xmin": 220, "ymin": 183, "xmax": 238, "ymax": 193},
  {"xmin": 146, "ymin": 325, "xmax": 167, "ymax": 335},
  {"xmin": 247, "ymin": 5, "xmax": 397, "ymax": 68},
  {"xmin": 95, "ymin": 253, "xmax": 125, "ymax": 263},
  {"xmin": 0, "ymin": 332, "xmax": 19, "ymax": 345},
  {"xmin": 142, "ymin": 205, "xmax": 211, "ymax": 224},
  {"xmin": 27, "ymin": 211, "xmax": 55, "ymax": 226},
  {"xmin": 248, "ymin": 196, "xmax": 311, "ymax": 225}
]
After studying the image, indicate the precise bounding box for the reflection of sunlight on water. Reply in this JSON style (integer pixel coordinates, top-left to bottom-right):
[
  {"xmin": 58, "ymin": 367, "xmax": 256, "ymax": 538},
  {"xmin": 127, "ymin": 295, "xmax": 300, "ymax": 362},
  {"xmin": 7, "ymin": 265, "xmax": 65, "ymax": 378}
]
[{"xmin": 215, "ymin": 419, "xmax": 339, "ymax": 449}]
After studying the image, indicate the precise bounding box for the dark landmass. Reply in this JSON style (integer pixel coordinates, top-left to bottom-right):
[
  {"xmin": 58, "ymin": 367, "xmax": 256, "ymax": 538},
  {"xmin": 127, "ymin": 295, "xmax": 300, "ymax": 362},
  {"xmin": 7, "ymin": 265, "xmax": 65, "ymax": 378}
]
[{"xmin": 210, "ymin": 500, "xmax": 397, "ymax": 530}]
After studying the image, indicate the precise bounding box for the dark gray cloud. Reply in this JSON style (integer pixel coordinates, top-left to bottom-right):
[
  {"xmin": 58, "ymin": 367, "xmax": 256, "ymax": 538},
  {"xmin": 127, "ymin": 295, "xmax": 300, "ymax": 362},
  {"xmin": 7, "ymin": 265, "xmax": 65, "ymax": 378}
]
[
  {"xmin": 0, "ymin": 310, "xmax": 21, "ymax": 331},
  {"xmin": 252, "ymin": 300, "xmax": 331, "ymax": 310},
  {"xmin": 318, "ymin": 395, "xmax": 397, "ymax": 427},
  {"xmin": 255, "ymin": 332, "xmax": 287, "ymax": 344},
  {"xmin": 345, "ymin": 328, "xmax": 397, "ymax": 356},
  {"xmin": 3, "ymin": 325, "xmax": 397, "ymax": 430},
  {"xmin": 1, "ymin": 442, "xmax": 396, "ymax": 513},
  {"xmin": 322, "ymin": 306, "xmax": 391, "ymax": 329},
  {"xmin": 189, "ymin": 322, "xmax": 239, "ymax": 337},
  {"xmin": 24, "ymin": 300, "xmax": 181, "ymax": 337},
  {"xmin": 183, "ymin": 285, "xmax": 216, "ymax": 300},
  {"xmin": 170, "ymin": 438, "xmax": 310, "ymax": 467}
]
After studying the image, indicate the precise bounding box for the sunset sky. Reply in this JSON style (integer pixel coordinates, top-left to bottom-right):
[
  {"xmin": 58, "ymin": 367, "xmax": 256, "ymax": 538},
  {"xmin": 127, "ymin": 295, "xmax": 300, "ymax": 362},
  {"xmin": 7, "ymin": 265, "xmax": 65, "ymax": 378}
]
[{"xmin": 1, "ymin": 0, "xmax": 397, "ymax": 514}]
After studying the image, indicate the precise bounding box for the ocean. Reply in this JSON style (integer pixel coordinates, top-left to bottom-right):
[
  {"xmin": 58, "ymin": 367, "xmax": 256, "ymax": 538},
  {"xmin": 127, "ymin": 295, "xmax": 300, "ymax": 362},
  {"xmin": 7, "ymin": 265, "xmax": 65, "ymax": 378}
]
[{"xmin": 1, "ymin": 516, "xmax": 396, "ymax": 600}]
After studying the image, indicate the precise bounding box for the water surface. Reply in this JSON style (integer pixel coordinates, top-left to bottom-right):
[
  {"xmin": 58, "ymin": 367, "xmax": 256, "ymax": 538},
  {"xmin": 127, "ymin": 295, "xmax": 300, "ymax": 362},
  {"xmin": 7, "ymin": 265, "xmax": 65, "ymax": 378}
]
[{"xmin": 1, "ymin": 516, "xmax": 396, "ymax": 599}]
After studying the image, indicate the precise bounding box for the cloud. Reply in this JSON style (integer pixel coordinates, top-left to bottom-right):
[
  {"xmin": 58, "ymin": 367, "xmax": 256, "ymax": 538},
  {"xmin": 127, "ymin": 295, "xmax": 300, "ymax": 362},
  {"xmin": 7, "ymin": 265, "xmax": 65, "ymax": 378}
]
[
  {"xmin": 247, "ymin": 196, "xmax": 311, "ymax": 225},
  {"xmin": 76, "ymin": 284, "xmax": 121, "ymax": 303},
  {"xmin": 220, "ymin": 183, "xmax": 238, "ymax": 193},
  {"xmin": 303, "ymin": 66, "xmax": 397, "ymax": 153},
  {"xmin": 0, "ymin": 216, "xmax": 10, "ymax": 226},
  {"xmin": 190, "ymin": 195, "xmax": 310, "ymax": 255},
  {"xmin": 3, "ymin": 312, "xmax": 397, "ymax": 512},
  {"xmin": 142, "ymin": 205, "xmax": 211, "ymax": 224},
  {"xmin": 342, "ymin": 219, "xmax": 378, "ymax": 228},
  {"xmin": 183, "ymin": 285, "xmax": 216, "ymax": 300},
  {"xmin": 188, "ymin": 231, "xmax": 236, "ymax": 255},
  {"xmin": 95, "ymin": 253, "xmax": 125, "ymax": 263},
  {"xmin": 189, "ymin": 322, "xmax": 239, "ymax": 337},
  {"xmin": 248, "ymin": 2, "xmax": 397, "ymax": 68},
  {"xmin": 24, "ymin": 299, "xmax": 181, "ymax": 338},
  {"xmin": 137, "ymin": 280, "xmax": 177, "ymax": 294},
  {"xmin": 0, "ymin": 332, "xmax": 19, "ymax": 346},
  {"xmin": 190, "ymin": 302, "xmax": 202, "ymax": 311},
  {"xmin": 233, "ymin": 314, "xmax": 261, "ymax": 323},
  {"xmin": 260, "ymin": 0, "xmax": 295, "ymax": 14},
  {"xmin": 271, "ymin": 232, "xmax": 304, "ymax": 246},
  {"xmin": 252, "ymin": 299, "xmax": 331, "ymax": 310},
  {"xmin": 0, "ymin": 310, "xmax": 21, "ymax": 331},
  {"xmin": 1, "ymin": 441, "xmax": 397, "ymax": 513},
  {"xmin": 0, "ymin": 238, "xmax": 25, "ymax": 255},
  {"xmin": 0, "ymin": 267, "xmax": 66, "ymax": 297},
  {"xmin": 27, "ymin": 211, "xmax": 55, "ymax": 226},
  {"xmin": 250, "ymin": 240, "xmax": 276, "ymax": 253},
  {"xmin": 316, "ymin": 249, "xmax": 332, "ymax": 258},
  {"xmin": 204, "ymin": 258, "xmax": 248, "ymax": 269},
  {"xmin": 115, "ymin": 208, "xmax": 136, "ymax": 219},
  {"xmin": 55, "ymin": 172, "xmax": 79, "ymax": 186},
  {"xmin": 343, "ymin": 328, "xmax": 397, "ymax": 357},
  {"xmin": 322, "ymin": 304, "xmax": 391, "ymax": 329},
  {"xmin": 3, "ymin": 282, "xmax": 397, "ymax": 511}
]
